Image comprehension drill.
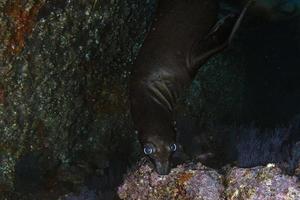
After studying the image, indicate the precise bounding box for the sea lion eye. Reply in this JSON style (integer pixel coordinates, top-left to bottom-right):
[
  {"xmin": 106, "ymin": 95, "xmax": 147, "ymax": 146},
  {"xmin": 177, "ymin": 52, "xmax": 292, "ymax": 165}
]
[
  {"xmin": 144, "ymin": 144, "xmax": 155, "ymax": 155},
  {"xmin": 170, "ymin": 143, "xmax": 177, "ymax": 152}
]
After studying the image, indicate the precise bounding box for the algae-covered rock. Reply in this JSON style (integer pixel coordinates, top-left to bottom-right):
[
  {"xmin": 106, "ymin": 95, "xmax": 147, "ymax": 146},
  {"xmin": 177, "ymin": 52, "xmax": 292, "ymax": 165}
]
[
  {"xmin": 118, "ymin": 161, "xmax": 300, "ymax": 200},
  {"xmin": 0, "ymin": 0, "xmax": 157, "ymax": 195},
  {"xmin": 118, "ymin": 161, "xmax": 225, "ymax": 200},
  {"xmin": 225, "ymin": 164, "xmax": 300, "ymax": 200}
]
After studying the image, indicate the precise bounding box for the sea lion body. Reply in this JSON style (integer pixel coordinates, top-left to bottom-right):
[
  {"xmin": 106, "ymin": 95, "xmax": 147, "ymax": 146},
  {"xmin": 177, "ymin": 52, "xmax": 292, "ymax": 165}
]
[
  {"xmin": 131, "ymin": 0, "xmax": 218, "ymax": 135},
  {"xmin": 130, "ymin": 0, "xmax": 250, "ymax": 175},
  {"xmin": 130, "ymin": 0, "xmax": 218, "ymax": 174}
]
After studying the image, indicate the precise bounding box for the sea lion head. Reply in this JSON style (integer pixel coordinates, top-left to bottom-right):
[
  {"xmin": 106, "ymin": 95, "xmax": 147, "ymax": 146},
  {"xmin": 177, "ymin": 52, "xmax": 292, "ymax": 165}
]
[{"xmin": 139, "ymin": 128, "xmax": 177, "ymax": 175}]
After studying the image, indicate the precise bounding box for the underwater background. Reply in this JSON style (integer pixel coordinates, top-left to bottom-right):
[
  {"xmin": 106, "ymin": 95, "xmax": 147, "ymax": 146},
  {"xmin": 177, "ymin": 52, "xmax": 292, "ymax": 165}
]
[{"xmin": 0, "ymin": 0, "xmax": 299, "ymax": 199}]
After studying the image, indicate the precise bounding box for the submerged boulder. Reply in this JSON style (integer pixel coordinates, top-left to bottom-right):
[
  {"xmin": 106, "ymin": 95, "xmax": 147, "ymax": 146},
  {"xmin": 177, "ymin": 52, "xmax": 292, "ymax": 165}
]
[
  {"xmin": 225, "ymin": 164, "xmax": 300, "ymax": 200},
  {"xmin": 118, "ymin": 162, "xmax": 225, "ymax": 200},
  {"xmin": 118, "ymin": 161, "xmax": 300, "ymax": 200}
]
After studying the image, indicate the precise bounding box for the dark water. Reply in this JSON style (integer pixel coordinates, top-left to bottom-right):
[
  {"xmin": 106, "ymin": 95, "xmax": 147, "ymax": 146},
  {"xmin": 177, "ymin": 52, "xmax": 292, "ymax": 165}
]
[{"xmin": 241, "ymin": 18, "xmax": 300, "ymax": 126}]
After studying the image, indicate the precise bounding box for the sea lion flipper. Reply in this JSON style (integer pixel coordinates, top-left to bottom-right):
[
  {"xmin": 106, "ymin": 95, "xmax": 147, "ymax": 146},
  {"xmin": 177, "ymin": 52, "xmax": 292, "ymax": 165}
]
[{"xmin": 187, "ymin": 0, "xmax": 254, "ymax": 73}]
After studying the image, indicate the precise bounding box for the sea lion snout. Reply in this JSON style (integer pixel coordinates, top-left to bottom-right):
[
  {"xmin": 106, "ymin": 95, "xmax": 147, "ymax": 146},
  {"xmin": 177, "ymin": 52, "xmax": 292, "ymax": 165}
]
[
  {"xmin": 150, "ymin": 149, "xmax": 172, "ymax": 175},
  {"xmin": 142, "ymin": 137, "xmax": 177, "ymax": 175},
  {"xmin": 155, "ymin": 159, "xmax": 171, "ymax": 175}
]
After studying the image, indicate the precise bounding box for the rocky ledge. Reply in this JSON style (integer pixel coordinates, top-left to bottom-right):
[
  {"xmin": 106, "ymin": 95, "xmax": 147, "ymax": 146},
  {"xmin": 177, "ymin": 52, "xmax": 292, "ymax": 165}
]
[{"xmin": 118, "ymin": 161, "xmax": 300, "ymax": 200}]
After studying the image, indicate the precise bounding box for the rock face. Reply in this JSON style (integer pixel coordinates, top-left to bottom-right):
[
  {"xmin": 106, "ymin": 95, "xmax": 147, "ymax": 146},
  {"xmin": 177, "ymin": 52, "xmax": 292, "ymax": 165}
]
[
  {"xmin": 0, "ymin": 0, "xmax": 157, "ymax": 196},
  {"xmin": 226, "ymin": 164, "xmax": 300, "ymax": 200},
  {"xmin": 118, "ymin": 162, "xmax": 300, "ymax": 200},
  {"xmin": 118, "ymin": 162, "xmax": 225, "ymax": 200}
]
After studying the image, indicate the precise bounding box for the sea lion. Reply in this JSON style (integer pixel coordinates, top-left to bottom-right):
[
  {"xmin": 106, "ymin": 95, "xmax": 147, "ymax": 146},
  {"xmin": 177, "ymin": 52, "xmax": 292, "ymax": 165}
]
[{"xmin": 129, "ymin": 0, "xmax": 253, "ymax": 175}]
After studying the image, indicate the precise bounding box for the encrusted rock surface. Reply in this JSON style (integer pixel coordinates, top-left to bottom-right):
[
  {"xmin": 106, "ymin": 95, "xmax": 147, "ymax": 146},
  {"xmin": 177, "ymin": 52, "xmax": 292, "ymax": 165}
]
[
  {"xmin": 118, "ymin": 162, "xmax": 300, "ymax": 200},
  {"xmin": 225, "ymin": 164, "xmax": 300, "ymax": 200},
  {"xmin": 0, "ymin": 0, "xmax": 157, "ymax": 196},
  {"xmin": 118, "ymin": 162, "xmax": 225, "ymax": 200}
]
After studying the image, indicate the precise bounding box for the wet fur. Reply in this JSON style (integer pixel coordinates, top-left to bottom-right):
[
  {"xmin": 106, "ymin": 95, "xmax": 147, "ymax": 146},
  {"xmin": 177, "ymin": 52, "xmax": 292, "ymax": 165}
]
[{"xmin": 129, "ymin": 0, "xmax": 253, "ymax": 174}]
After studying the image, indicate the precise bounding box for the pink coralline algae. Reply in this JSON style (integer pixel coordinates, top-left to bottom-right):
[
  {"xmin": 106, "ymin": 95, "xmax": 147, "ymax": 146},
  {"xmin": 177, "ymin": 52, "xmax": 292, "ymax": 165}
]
[
  {"xmin": 118, "ymin": 162, "xmax": 225, "ymax": 200},
  {"xmin": 225, "ymin": 164, "xmax": 300, "ymax": 200},
  {"xmin": 118, "ymin": 162, "xmax": 300, "ymax": 200}
]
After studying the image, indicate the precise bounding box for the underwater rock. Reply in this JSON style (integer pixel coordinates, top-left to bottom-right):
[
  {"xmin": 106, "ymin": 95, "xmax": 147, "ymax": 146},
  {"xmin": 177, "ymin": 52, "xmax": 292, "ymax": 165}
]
[
  {"xmin": 225, "ymin": 164, "xmax": 300, "ymax": 200},
  {"xmin": 0, "ymin": 0, "xmax": 157, "ymax": 192},
  {"xmin": 118, "ymin": 162, "xmax": 225, "ymax": 200},
  {"xmin": 14, "ymin": 150, "xmax": 60, "ymax": 194},
  {"xmin": 119, "ymin": 161, "xmax": 300, "ymax": 200}
]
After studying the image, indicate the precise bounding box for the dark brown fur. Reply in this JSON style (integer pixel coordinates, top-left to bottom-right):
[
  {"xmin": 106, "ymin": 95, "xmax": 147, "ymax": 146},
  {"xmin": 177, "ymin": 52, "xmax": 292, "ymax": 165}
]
[{"xmin": 129, "ymin": 0, "xmax": 252, "ymax": 174}]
